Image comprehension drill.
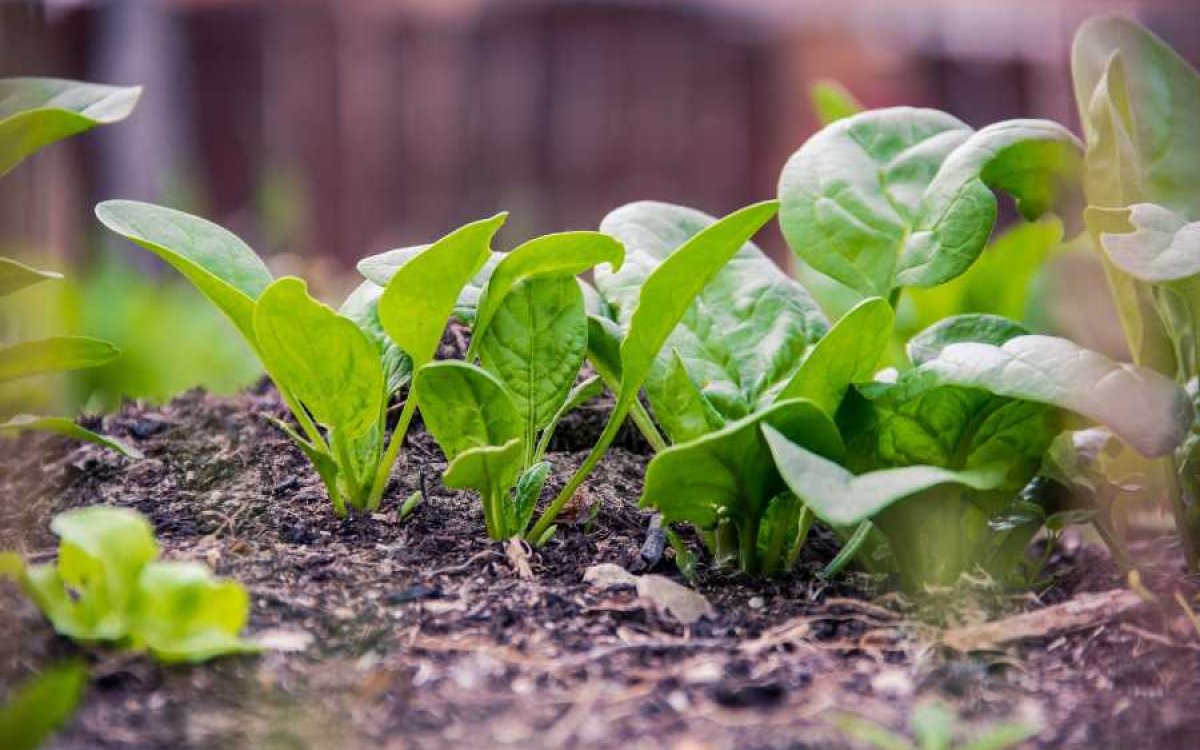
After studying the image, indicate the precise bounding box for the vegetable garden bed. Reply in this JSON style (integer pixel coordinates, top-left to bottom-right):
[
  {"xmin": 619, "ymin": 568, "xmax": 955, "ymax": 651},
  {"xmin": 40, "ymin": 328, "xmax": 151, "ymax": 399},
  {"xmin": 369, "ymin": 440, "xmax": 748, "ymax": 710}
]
[{"xmin": 2, "ymin": 386, "xmax": 1198, "ymax": 750}]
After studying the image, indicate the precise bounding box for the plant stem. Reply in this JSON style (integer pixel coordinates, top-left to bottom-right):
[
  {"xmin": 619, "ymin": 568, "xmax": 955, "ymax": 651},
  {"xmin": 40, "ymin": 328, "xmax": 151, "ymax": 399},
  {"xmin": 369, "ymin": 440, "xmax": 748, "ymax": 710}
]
[
  {"xmin": 365, "ymin": 395, "xmax": 419, "ymax": 512},
  {"xmin": 629, "ymin": 400, "xmax": 668, "ymax": 453},
  {"xmin": 1162, "ymin": 456, "xmax": 1200, "ymax": 572}
]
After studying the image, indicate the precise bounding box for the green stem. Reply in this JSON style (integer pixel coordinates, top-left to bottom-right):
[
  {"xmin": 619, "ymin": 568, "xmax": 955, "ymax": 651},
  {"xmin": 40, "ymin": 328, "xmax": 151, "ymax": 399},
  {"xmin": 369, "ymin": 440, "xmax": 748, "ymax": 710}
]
[
  {"xmin": 528, "ymin": 396, "xmax": 628, "ymax": 542},
  {"xmin": 365, "ymin": 394, "xmax": 419, "ymax": 512},
  {"xmin": 629, "ymin": 399, "xmax": 668, "ymax": 453},
  {"xmin": 330, "ymin": 431, "xmax": 361, "ymax": 511},
  {"xmin": 1162, "ymin": 456, "xmax": 1200, "ymax": 573}
]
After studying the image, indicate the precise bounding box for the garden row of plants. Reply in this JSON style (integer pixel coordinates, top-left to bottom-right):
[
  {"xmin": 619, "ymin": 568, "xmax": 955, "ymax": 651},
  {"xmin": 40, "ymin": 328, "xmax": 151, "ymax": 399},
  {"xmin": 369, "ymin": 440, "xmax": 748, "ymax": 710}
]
[{"xmin": 3, "ymin": 15, "xmax": 1200, "ymax": 671}]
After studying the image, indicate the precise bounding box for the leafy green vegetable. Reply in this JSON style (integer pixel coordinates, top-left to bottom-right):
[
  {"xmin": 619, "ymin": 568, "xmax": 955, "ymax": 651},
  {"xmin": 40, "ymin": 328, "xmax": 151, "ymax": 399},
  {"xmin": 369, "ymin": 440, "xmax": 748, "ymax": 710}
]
[
  {"xmin": 595, "ymin": 201, "xmax": 827, "ymax": 433},
  {"xmin": 809, "ymin": 78, "xmax": 863, "ymax": 126},
  {"xmin": 778, "ymin": 109, "xmax": 1081, "ymax": 298},
  {"xmin": 529, "ymin": 200, "xmax": 781, "ymax": 542},
  {"xmin": 6, "ymin": 506, "xmax": 257, "ymax": 663},
  {"xmin": 0, "ymin": 663, "xmax": 88, "ymax": 750},
  {"xmin": 0, "ymin": 77, "xmax": 141, "ymax": 176},
  {"xmin": 415, "ymin": 233, "xmax": 621, "ymax": 539},
  {"xmin": 640, "ymin": 399, "xmax": 843, "ymax": 575}
]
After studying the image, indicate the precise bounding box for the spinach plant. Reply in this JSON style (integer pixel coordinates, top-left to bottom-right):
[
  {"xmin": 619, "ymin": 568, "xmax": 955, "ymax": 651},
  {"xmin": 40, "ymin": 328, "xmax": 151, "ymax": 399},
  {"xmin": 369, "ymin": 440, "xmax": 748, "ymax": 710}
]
[
  {"xmin": 411, "ymin": 232, "xmax": 622, "ymax": 540},
  {"xmin": 2, "ymin": 506, "xmax": 257, "ymax": 663},
  {"xmin": 97, "ymin": 200, "xmax": 504, "ymax": 515},
  {"xmin": 0, "ymin": 78, "xmax": 143, "ymax": 457},
  {"xmin": 1071, "ymin": 15, "xmax": 1200, "ymax": 569}
]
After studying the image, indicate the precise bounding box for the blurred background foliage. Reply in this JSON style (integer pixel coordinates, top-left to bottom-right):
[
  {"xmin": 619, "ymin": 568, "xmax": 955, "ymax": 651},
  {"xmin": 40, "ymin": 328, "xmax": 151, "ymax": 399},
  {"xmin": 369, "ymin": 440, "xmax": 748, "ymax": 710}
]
[{"xmin": 1, "ymin": 0, "xmax": 1197, "ymax": 410}]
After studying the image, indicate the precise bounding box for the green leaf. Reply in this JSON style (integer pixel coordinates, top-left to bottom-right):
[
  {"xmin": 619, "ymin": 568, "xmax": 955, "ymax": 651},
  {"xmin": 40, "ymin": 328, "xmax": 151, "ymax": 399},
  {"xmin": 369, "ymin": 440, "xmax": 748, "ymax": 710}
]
[
  {"xmin": 535, "ymin": 374, "xmax": 604, "ymax": 460},
  {"xmin": 0, "ymin": 414, "xmax": 143, "ymax": 458},
  {"xmin": 904, "ymin": 334, "xmax": 1192, "ymax": 458},
  {"xmin": 128, "ymin": 561, "xmax": 258, "ymax": 664},
  {"xmin": 776, "ymin": 296, "xmax": 892, "ymax": 414},
  {"xmin": 909, "ymin": 700, "xmax": 955, "ymax": 750},
  {"xmin": 95, "ymin": 200, "xmax": 273, "ymax": 343},
  {"xmin": 586, "ymin": 314, "xmax": 624, "ymax": 385},
  {"xmin": 655, "ymin": 349, "xmax": 725, "ymax": 444},
  {"xmin": 443, "ymin": 438, "xmax": 525, "ymax": 538},
  {"xmin": 0, "ymin": 77, "xmax": 141, "ymax": 176},
  {"xmin": 254, "ymin": 277, "xmax": 384, "ymax": 438},
  {"xmin": 809, "ymin": 78, "xmax": 863, "ymax": 126},
  {"xmin": 640, "ymin": 399, "xmax": 843, "ymax": 573},
  {"xmin": 511, "ymin": 461, "xmax": 551, "ymax": 538},
  {"xmin": 906, "ymin": 314, "xmax": 1028, "ymax": 366},
  {"xmin": 1095, "ymin": 203, "xmax": 1200, "ymax": 283},
  {"xmin": 598, "ymin": 201, "xmax": 827, "ymax": 422},
  {"xmin": 415, "ymin": 360, "xmax": 521, "ymax": 461},
  {"xmin": 470, "ymin": 231, "xmax": 624, "ymax": 356},
  {"xmin": 477, "ymin": 277, "xmax": 588, "ymax": 435},
  {"xmin": 778, "ymin": 109, "xmax": 1081, "ymax": 296},
  {"xmin": 340, "ymin": 281, "xmax": 412, "ymax": 397},
  {"xmin": 1072, "ymin": 15, "xmax": 1200, "ymax": 214},
  {"xmin": 0, "ymin": 336, "xmax": 118, "ymax": 382},
  {"xmin": 359, "ymin": 246, "xmax": 504, "ymax": 324},
  {"xmin": 530, "ymin": 200, "xmax": 782, "ymax": 541},
  {"xmin": 379, "ymin": 214, "xmax": 506, "ymax": 370},
  {"xmin": 0, "ymin": 256, "xmax": 62, "ymax": 297},
  {"xmin": 21, "ymin": 507, "xmax": 158, "ymax": 641},
  {"xmin": 0, "ymin": 663, "xmax": 88, "ymax": 750},
  {"xmin": 765, "ymin": 425, "xmax": 1006, "ymax": 527}
]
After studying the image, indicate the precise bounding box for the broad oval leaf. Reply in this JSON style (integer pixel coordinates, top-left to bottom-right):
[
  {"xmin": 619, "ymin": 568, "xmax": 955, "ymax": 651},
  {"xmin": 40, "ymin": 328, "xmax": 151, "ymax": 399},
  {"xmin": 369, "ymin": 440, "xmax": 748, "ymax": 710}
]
[
  {"xmin": 598, "ymin": 200, "xmax": 826, "ymax": 422},
  {"xmin": 254, "ymin": 277, "xmax": 384, "ymax": 438},
  {"xmin": 656, "ymin": 349, "xmax": 725, "ymax": 444},
  {"xmin": 0, "ymin": 414, "xmax": 143, "ymax": 458},
  {"xmin": 779, "ymin": 108, "xmax": 1081, "ymax": 296},
  {"xmin": 1095, "ymin": 203, "xmax": 1200, "ymax": 283},
  {"xmin": 910, "ymin": 334, "xmax": 1192, "ymax": 457},
  {"xmin": 775, "ymin": 296, "xmax": 892, "ymax": 414},
  {"xmin": 0, "ymin": 336, "xmax": 118, "ymax": 382},
  {"xmin": 470, "ymin": 231, "xmax": 624, "ymax": 356},
  {"xmin": 477, "ymin": 276, "xmax": 588, "ymax": 433},
  {"xmin": 642, "ymin": 399, "xmax": 843, "ymax": 532},
  {"xmin": 906, "ymin": 313, "xmax": 1028, "ymax": 366},
  {"xmin": 0, "ymin": 77, "xmax": 141, "ymax": 176},
  {"xmin": 765, "ymin": 425, "xmax": 1006, "ymax": 527},
  {"xmin": 95, "ymin": 200, "xmax": 273, "ymax": 343},
  {"xmin": 415, "ymin": 360, "xmax": 521, "ymax": 461},
  {"xmin": 378, "ymin": 214, "xmax": 506, "ymax": 369},
  {"xmin": 0, "ymin": 257, "xmax": 62, "ymax": 297},
  {"xmin": 442, "ymin": 438, "xmax": 526, "ymax": 538}
]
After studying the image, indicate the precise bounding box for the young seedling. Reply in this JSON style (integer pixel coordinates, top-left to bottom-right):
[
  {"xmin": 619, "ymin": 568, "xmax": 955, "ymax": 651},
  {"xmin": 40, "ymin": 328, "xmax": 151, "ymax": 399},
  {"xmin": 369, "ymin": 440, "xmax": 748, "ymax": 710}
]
[
  {"xmin": 1, "ymin": 506, "xmax": 257, "ymax": 663},
  {"xmin": 0, "ymin": 78, "xmax": 143, "ymax": 457},
  {"xmin": 96, "ymin": 200, "xmax": 505, "ymax": 515},
  {"xmin": 413, "ymin": 231, "xmax": 623, "ymax": 540},
  {"xmin": 833, "ymin": 698, "xmax": 1041, "ymax": 750}
]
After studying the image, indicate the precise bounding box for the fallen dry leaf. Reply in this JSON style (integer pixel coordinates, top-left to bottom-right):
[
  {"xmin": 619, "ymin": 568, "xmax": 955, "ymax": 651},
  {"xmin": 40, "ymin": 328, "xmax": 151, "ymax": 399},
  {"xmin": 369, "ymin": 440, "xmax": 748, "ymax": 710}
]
[
  {"xmin": 942, "ymin": 589, "xmax": 1146, "ymax": 651},
  {"xmin": 583, "ymin": 563, "xmax": 714, "ymax": 625},
  {"xmin": 253, "ymin": 627, "xmax": 314, "ymax": 653}
]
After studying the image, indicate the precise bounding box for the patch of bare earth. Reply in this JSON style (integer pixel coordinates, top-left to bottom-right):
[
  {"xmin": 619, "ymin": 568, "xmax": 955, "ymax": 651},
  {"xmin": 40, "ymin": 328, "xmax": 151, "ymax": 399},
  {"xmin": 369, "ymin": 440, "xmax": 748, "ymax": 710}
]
[{"xmin": 1, "ymin": 387, "xmax": 1198, "ymax": 749}]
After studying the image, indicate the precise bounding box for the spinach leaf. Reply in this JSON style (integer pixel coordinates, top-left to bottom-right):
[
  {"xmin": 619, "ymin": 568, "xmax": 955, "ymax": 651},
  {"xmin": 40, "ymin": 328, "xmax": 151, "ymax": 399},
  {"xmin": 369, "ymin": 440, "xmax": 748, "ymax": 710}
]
[
  {"xmin": 128, "ymin": 562, "xmax": 258, "ymax": 664},
  {"xmin": 0, "ymin": 663, "xmax": 87, "ymax": 750},
  {"xmin": 0, "ymin": 336, "xmax": 118, "ymax": 382},
  {"xmin": 0, "ymin": 415, "xmax": 143, "ymax": 459},
  {"xmin": 778, "ymin": 109, "xmax": 1081, "ymax": 297},
  {"xmin": 254, "ymin": 277, "xmax": 384, "ymax": 440},
  {"xmin": 95, "ymin": 200, "xmax": 273, "ymax": 343},
  {"xmin": 0, "ymin": 77, "xmax": 141, "ymax": 176},
  {"xmin": 775, "ymin": 296, "xmax": 893, "ymax": 415},
  {"xmin": 906, "ymin": 313, "xmax": 1028, "ymax": 366},
  {"xmin": 358, "ymin": 243, "xmax": 499, "ymax": 324},
  {"xmin": 596, "ymin": 201, "xmax": 827, "ymax": 426},
  {"xmin": 443, "ymin": 439, "xmax": 526, "ymax": 539},
  {"xmin": 415, "ymin": 361, "xmax": 521, "ymax": 460},
  {"xmin": 476, "ymin": 277, "xmax": 588, "ymax": 439},
  {"xmin": 339, "ymin": 281, "xmax": 411, "ymax": 397},
  {"xmin": 640, "ymin": 399, "xmax": 843, "ymax": 574},
  {"xmin": 529, "ymin": 200, "xmax": 781, "ymax": 541}
]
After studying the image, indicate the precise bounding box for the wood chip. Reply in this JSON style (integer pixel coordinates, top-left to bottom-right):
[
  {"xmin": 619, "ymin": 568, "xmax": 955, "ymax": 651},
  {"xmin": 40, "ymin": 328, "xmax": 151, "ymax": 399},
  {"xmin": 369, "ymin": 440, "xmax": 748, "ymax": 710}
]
[{"xmin": 942, "ymin": 589, "xmax": 1147, "ymax": 651}]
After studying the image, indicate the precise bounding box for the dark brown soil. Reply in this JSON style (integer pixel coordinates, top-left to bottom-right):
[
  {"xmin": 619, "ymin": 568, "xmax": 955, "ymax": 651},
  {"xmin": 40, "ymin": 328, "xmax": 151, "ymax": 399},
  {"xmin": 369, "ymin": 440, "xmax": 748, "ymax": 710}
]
[{"xmin": 2, "ymin": 386, "xmax": 1199, "ymax": 750}]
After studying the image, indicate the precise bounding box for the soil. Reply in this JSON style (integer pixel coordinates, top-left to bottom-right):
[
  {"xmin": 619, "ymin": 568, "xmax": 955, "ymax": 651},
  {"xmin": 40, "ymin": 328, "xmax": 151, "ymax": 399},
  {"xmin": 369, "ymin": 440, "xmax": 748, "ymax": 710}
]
[{"xmin": 2, "ymin": 384, "xmax": 1200, "ymax": 750}]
